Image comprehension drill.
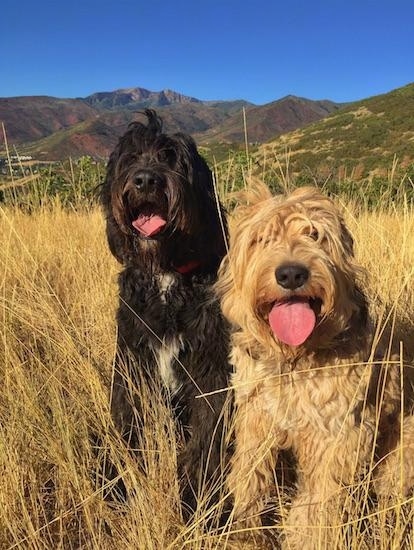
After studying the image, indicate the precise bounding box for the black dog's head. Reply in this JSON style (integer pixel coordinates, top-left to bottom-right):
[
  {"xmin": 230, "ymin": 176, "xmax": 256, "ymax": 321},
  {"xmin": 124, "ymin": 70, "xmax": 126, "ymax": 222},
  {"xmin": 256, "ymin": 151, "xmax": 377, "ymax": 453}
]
[{"xmin": 101, "ymin": 109, "xmax": 227, "ymax": 273}]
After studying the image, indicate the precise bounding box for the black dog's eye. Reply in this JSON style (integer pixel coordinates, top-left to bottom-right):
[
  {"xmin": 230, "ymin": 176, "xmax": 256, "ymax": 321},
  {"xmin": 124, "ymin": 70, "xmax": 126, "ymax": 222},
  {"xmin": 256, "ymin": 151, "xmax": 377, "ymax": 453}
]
[{"xmin": 159, "ymin": 148, "xmax": 176, "ymax": 165}]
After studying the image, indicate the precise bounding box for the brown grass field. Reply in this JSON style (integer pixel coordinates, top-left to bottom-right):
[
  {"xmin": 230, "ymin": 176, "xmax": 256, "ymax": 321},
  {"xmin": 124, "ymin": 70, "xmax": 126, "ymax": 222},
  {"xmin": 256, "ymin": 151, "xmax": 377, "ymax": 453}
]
[{"xmin": 1, "ymin": 183, "xmax": 413, "ymax": 549}]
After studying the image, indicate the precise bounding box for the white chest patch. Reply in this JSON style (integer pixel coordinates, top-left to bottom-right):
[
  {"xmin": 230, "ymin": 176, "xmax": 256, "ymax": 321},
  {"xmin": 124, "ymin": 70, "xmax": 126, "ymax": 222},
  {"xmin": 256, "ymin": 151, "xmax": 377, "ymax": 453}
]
[
  {"xmin": 153, "ymin": 274, "xmax": 182, "ymax": 392},
  {"xmin": 157, "ymin": 273, "xmax": 175, "ymax": 303},
  {"xmin": 155, "ymin": 338, "xmax": 182, "ymax": 394}
]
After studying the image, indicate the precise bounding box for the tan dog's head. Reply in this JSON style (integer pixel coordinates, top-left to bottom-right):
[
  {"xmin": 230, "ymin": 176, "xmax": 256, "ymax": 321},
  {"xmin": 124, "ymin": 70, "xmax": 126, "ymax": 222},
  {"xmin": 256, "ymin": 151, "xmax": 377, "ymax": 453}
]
[{"xmin": 217, "ymin": 184, "xmax": 367, "ymax": 356}]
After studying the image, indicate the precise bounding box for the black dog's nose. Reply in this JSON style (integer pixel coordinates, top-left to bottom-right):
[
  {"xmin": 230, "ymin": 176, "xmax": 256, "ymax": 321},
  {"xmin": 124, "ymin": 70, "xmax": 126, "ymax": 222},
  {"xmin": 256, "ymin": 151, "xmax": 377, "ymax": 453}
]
[
  {"xmin": 275, "ymin": 263, "xmax": 309, "ymax": 290},
  {"xmin": 134, "ymin": 170, "xmax": 162, "ymax": 190}
]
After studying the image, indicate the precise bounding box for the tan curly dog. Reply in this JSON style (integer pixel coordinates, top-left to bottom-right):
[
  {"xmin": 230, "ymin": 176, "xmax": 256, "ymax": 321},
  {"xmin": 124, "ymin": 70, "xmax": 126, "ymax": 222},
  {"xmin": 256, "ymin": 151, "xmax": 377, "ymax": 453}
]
[{"xmin": 217, "ymin": 183, "xmax": 414, "ymax": 548}]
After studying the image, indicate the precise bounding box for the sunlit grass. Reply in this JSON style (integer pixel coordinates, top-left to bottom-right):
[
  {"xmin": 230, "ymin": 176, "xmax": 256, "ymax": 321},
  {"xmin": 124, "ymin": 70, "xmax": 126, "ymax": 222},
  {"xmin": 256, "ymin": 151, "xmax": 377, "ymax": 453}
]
[{"xmin": 0, "ymin": 172, "xmax": 413, "ymax": 548}]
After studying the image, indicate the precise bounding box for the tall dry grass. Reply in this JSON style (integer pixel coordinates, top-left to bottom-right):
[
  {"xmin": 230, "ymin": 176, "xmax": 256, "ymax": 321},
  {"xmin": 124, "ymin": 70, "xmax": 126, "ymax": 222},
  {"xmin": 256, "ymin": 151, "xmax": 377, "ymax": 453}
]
[{"xmin": 0, "ymin": 187, "xmax": 413, "ymax": 549}]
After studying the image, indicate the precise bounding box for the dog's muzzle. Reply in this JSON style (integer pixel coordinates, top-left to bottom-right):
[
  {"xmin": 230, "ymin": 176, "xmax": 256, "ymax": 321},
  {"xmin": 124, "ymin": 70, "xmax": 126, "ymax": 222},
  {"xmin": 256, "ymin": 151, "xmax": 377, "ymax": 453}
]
[{"xmin": 121, "ymin": 173, "xmax": 168, "ymax": 238}]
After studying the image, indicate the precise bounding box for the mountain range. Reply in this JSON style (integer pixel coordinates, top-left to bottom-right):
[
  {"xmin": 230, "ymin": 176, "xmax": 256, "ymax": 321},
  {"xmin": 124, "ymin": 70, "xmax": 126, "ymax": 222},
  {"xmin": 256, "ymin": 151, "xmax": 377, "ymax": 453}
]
[
  {"xmin": 1, "ymin": 83, "xmax": 413, "ymax": 181},
  {"xmin": 0, "ymin": 87, "xmax": 342, "ymax": 160},
  {"xmin": 255, "ymin": 82, "xmax": 414, "ymax": 180}
]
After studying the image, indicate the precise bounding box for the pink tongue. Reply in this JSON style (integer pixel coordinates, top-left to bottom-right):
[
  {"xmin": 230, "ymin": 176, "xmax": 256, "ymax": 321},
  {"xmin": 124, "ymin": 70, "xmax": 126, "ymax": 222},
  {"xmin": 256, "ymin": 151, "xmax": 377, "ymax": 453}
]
[
  {"xmin": 269, "ymin": 299, "xmax": 316, "ymax": 346},
  {"xmin": 132, "ymin": 214, "xmax": 166, "ymax": 237}
]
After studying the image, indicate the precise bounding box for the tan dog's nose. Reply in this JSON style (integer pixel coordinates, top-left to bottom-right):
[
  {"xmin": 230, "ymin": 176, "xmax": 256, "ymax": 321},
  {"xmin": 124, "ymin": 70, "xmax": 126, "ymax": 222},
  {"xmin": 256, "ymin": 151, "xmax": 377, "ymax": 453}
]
[{"xmin": 275, "ymin": 263, "xmax": 309, "ymax": 290}]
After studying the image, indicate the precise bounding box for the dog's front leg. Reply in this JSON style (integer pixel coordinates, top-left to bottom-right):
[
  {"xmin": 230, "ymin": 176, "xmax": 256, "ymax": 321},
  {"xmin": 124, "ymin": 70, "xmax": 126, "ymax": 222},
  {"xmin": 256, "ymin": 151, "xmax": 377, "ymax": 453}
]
[
  {"xmin": 284, "ymin": 467, "xmax": 340, "ymax": 550},
  {"xmin": 104, "ymin": 338, "xmax": 158, "ymax": 500},
  {"xmin": 375, "ymin": 414, "xmax": 414, "ymax": 497},
  {"xmin": 177, "ymin": 383, "xmax": 230, "ymax": 519},
  {"xmin": 284, "ymin": 425, "xmax": 373, "ymax": 550},
  {"xmin": 102, "ymin": 345, "xmax": 142, "ymax": 502},
  {"xmin": 110, "ymin": 340, "xmax": 152, "ymax": 451},
  {"xmin": 229, "ymin": 397, "xmax": 279, "ymax": 531}
]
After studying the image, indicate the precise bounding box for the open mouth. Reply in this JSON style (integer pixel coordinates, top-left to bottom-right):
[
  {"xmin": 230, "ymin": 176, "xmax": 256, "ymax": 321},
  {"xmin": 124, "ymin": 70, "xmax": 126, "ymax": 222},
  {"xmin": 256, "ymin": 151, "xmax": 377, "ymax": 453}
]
[
  {"xmin": 268, "ymin": 297, "xmax": 322, "ymax": 347},
  {"xmin": 129, "ymin": 202, "xmax": 167, "ymax": 237}
]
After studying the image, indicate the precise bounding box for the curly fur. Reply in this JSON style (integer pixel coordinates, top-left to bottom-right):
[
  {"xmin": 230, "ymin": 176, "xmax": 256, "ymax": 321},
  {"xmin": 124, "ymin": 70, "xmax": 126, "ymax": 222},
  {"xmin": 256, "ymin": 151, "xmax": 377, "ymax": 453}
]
[
  {"xmin": 216, "ymin": 183, "xmax": 414, "ymax": 548},
  {"xmin": 101, "ymin": 110, "xmax": 230, "ymax": 516}
]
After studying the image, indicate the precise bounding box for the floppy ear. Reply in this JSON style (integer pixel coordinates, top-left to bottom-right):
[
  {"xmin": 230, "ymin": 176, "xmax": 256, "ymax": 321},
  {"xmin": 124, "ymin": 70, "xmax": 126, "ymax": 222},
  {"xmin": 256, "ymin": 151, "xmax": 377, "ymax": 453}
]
[
  {"xmin": 105, "ymin": 216, "xmax": 132, "ymax": 264},
  {"xmin": 169, "ymin": 133, "xmax": 228, "ymax": 257},
  {"xmin": 319, "ymin": 203, "xmax": 356, "ymax": 261},
  {"xmin": 100, "ymin": 171, "xmax": 131, "ymax": 264},
  {"xmin": 339, "ymin": 219, "xmax": 355, "ymax": 257},
  {"xmin": 100, "ymin": 143, "xmax": 135, "ymax": 264},
  {"xmin": 216, "ymin": 255, "xmax": 239, "ymax": 326}
]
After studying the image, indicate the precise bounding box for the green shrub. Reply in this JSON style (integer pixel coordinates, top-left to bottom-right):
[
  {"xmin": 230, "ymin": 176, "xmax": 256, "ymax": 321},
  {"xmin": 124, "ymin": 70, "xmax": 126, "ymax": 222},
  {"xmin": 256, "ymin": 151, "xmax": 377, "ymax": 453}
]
[{"xmin": 0, "ymin": 156, "xmax": 105, "ymax": 210}]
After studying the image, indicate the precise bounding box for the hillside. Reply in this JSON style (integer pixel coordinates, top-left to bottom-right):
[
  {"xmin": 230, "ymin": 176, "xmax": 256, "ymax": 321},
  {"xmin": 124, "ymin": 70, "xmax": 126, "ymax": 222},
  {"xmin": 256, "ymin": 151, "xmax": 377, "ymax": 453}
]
[
  {"xmin": 255, "ymin": 82, "xmax": 414, "ymax": 180},
  {"xmin": 197, "ymin": 96, "xmax": 343, "ymax": 144},
  {"xmin": 20, "ymin": 103, "xmax": 251, "ymax": 160},
  {"xmin": 0, "ymin": 87, "xmax": 250, "ymax": 155},
  {"xmin": 0, "ymin": 86, "xmax": 341, "ymax": 160},
  {"xmin": 3, "ymin": 83, "xmax": 413, "ymax": 169},
  {"xmin": 0, "ymin": 96, "xmax": 99, "ymax": 143},
  {"xmin": 21, "ymin": 118, "xmax": 123, "ymax": 160}
]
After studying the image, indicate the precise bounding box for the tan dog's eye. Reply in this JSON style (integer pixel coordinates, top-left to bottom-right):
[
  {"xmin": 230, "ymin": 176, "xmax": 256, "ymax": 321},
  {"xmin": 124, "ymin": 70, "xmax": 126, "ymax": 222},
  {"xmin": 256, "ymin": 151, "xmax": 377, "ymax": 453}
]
[
  {"xmin": 310, "ymin": 228, "xmax": 319, "ymax": 240},
  {"xmin": 255, "ymin": 236, "xmax": 272, "ymax": 247}
]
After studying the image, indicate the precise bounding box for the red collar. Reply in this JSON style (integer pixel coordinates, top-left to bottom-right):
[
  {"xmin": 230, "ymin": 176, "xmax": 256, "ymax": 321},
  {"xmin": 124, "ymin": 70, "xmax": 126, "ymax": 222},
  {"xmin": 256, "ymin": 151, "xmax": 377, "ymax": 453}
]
[{"xmin": 174, "ymin": 260, "xmax": 202, "ymax": 274}]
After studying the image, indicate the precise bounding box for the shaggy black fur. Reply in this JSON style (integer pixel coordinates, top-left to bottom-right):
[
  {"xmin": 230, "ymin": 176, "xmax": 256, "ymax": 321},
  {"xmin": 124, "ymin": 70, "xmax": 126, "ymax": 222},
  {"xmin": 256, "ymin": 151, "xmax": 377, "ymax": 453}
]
[{"xmin": 101, "ymin": 110, "xmax": 230, "ymax": 516}]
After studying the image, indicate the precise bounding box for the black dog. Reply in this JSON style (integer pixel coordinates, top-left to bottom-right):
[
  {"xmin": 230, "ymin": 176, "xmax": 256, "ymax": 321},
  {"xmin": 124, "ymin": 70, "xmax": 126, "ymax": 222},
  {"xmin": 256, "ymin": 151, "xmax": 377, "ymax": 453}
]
[{"xmin": 101, "ymin": 110, "xmax": 230, "ymax": 516}]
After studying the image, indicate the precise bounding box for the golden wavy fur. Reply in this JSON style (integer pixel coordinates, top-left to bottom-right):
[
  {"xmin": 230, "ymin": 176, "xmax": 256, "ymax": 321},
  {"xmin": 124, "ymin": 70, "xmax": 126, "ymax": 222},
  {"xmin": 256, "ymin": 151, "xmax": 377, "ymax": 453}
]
[{"xmin": 217, "ymin": 183, "xmax": 414, "ymax": 548}]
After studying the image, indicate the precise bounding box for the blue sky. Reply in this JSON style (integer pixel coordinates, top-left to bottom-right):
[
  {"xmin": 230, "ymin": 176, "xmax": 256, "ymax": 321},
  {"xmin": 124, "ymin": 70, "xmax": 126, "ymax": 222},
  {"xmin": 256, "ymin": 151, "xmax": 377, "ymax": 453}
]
[{"xmin": 2, "ymin": 0, "xmax": 413, "ymax": 105}]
